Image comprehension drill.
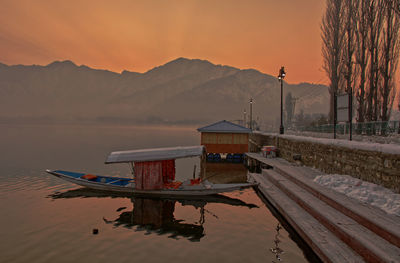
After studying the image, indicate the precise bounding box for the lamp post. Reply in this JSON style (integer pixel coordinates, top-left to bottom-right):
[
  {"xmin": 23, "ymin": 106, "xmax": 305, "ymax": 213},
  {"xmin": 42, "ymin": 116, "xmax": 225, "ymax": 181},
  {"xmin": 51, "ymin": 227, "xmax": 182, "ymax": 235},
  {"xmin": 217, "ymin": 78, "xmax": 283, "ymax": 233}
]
[
  {"xmin": 243, "ymin": 109, "xmax": 247, "ymax": 128},
  {"xmin": 278, "ymin": 66, "xmax": 286, "ymax": 134},
  {"xmin": 249, "ymin": 98, "xmax": 253, "ymax": 130}
]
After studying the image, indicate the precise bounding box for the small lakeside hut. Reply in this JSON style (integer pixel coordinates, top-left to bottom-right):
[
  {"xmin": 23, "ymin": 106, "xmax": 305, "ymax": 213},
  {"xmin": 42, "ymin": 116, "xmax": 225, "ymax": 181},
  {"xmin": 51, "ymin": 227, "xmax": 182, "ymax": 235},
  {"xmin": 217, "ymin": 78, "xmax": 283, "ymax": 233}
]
[{"xmin": 197, "ymin": 120, "xmax": 251, "ymax": 154}]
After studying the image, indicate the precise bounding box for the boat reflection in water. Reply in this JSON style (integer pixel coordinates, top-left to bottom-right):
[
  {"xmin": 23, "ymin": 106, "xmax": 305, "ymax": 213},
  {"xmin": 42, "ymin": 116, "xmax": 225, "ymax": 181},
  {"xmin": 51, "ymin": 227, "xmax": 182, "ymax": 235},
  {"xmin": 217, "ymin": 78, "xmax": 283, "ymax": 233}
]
[
  {"xmin": 49, "ymin": 188, "xmax": 257, "ymax": 242},
  {"xmin": 104, "ymin": 198, "xmax": 205, "ymax": 242}
]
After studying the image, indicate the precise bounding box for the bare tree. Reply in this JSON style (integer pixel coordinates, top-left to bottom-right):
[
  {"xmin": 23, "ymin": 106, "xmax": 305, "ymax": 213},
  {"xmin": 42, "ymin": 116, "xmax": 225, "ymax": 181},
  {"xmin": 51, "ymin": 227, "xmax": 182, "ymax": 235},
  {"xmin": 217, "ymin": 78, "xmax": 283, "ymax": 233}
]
[
  {"xmin": 398, "ymin": 97, "xmax": 400, "ymax": 133},
  {"xmin": 379, "ymin": 0, "xmax": 400, "ymax": 122},
  {"xmin": 343, "ymin": 0, "xmax": 359, "ymax": 94},
  {"xmin": 396, "ymin": 0, "xmax": 400, "ymax": 14},
  {"xmin": 366, "ymin": 0, "xmax": 385, "ymax": 122},
  {"xmin": 389, "ymin": 0, "xmax": 400, "ymax": 15},
  {"xmin": 323, "ymin": 0, "xmax": 400, "ymax": 126},
  {"xmin": 355, "ymin": 0, "xmax": 370, "ymax": 123},
  {"xmin": 322, "ymin": 0, "xmax": 346, "ymax": 122}
]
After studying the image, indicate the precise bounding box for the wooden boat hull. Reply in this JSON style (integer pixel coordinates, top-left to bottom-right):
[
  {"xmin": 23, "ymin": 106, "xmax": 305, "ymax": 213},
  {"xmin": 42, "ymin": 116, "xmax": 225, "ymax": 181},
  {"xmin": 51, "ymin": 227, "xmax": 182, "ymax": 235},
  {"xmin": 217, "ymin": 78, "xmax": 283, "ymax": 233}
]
[{"xmin": 46, "ymin": 170, "xmax": 257, "ymax": 196}]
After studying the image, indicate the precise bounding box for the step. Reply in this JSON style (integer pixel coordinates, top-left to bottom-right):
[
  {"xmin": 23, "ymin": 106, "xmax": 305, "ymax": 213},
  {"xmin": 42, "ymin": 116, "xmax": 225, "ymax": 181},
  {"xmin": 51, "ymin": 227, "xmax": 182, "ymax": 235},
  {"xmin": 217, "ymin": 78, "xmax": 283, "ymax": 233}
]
[
  {"xmin": 273, "ymin": 163, "xmax": 400, "ymax": 248},
  {"xmin": 249, "ymin": 173, "xmax": 364, "ymax": 263},
  {"xmin": 248, "ymin": 152, "xmax": 400, "ymax": 248},
  {"xmin": 263, "ymin": 169, "xmax": 400, "ymax": 263}
]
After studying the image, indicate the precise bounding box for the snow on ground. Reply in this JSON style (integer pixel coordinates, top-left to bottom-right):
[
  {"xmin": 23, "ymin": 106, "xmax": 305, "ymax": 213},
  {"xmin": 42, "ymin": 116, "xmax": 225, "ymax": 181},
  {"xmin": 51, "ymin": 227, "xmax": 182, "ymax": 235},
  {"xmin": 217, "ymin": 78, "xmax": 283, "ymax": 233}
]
[
  {"xmin": 286, "ymin": 130, "xmax": 400, "ymax": 145},
  {"xmin": 257, "ymin": 131, "xmax": 400, "ymax": 155},
  {"xmin": 314, "ymin": 174, "xmax": 400, "ymax": 217},
  {"xmin": 281, "ymin": 133, "xmax": 400, "ymax": 155}
]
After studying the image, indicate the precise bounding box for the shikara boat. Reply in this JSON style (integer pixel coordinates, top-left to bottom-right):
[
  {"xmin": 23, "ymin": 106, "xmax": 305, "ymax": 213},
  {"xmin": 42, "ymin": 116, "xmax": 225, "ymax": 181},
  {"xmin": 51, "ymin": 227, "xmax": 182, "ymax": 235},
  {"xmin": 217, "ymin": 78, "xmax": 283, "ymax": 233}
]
[{"xmin": 46, "ymin": 146, "xmax": 257, "ymax": 196}]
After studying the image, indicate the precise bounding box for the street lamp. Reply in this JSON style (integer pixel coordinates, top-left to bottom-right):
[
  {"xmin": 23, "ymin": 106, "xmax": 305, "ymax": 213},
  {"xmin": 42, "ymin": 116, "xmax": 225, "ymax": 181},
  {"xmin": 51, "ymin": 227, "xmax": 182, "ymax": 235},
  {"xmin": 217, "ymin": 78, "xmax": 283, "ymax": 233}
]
[
  {"xmin": 278, "ymin": 66, "xmax": 286, "ymax": 134},
  {"xmin": 243, "ymin": 109, "xmax": 247, "ymax": 128},
  {"xmin": 249, "ymin": 98, "xmax": 253, "ymax": 130}
]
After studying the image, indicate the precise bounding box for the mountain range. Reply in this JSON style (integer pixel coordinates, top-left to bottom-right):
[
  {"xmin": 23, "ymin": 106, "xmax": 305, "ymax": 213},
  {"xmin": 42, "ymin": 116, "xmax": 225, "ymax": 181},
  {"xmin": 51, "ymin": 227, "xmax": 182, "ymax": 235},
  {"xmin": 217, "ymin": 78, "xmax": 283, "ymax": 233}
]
[{"xmin": 0, "ymin": 58, "xmax": 329, "ymax": 126}]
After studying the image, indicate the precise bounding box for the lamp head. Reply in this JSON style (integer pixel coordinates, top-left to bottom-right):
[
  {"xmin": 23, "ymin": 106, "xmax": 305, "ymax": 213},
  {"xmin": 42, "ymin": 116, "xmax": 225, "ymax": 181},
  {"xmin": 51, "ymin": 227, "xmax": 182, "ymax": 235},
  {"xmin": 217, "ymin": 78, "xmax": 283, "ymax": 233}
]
[{"xmin": 278, "ymin": 66, "xmax": 286, "ymax": 80}]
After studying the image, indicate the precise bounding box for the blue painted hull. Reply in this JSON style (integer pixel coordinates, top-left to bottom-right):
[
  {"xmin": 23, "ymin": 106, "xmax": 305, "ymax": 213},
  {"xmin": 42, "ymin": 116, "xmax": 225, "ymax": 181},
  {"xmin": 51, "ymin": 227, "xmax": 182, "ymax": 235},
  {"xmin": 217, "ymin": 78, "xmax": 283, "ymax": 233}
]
[{"xmin": 46, "ymin": 169, "xmax": 257, "ymax": 196}]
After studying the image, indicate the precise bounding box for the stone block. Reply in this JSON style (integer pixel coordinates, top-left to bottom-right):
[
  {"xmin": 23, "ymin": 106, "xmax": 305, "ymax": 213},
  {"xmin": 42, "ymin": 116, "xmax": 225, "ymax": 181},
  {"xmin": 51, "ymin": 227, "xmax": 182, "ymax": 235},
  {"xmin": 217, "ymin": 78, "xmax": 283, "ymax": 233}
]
[
  {"xmin": 382, "ymin": 175, "xmax": 392, "ymax": 182},
  {"xmin": 383, "ymin": 159, "xmax": 392, "ymax": 168}
]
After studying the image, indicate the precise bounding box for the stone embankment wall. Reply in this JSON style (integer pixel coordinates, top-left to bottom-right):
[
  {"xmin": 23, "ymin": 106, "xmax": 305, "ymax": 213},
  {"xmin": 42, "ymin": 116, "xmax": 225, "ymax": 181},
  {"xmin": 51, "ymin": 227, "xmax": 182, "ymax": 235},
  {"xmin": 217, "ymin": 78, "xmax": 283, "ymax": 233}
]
[{"xmin": 249, "ymin": 132, "xmax": 400, "ymax": 193}]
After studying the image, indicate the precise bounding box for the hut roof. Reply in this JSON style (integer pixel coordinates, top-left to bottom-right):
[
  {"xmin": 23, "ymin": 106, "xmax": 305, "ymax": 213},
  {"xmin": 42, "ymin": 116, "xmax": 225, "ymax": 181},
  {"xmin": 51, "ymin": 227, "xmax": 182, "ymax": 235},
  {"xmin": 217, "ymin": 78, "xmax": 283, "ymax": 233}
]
[{"xmin": 197, "ymin": 120, "xmax": 251, "ymax": 133}]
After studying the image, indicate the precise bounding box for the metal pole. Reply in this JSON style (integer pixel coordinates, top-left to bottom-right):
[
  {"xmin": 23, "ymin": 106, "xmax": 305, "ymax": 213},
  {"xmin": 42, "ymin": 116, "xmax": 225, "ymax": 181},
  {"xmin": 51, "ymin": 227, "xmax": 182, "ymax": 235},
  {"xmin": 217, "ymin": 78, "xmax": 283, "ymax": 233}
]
[
  {"xmin": 280, "ymin": 79, "xmax": 284, "ymax": 134},
  {"xmin": 334, "ymin": 92, "xmax": 337, "ymax": 139},
  {"xmin": 349, "ymin": 87, "xmax": 353, "ymax": 141},
  {"xmin": 244, "ymin": 109, "xmax": 247, "ymax": 128},
  {"xmin": 130, "ymin": 162, "xmax": 135, "ymax": 178},
  {"xmin": 278, "ymin": 66, "xmax": 285, "ymax": 134},
  {"xmin": 250, "ymin": 99, "xmax": 253, "ymax": 130}
]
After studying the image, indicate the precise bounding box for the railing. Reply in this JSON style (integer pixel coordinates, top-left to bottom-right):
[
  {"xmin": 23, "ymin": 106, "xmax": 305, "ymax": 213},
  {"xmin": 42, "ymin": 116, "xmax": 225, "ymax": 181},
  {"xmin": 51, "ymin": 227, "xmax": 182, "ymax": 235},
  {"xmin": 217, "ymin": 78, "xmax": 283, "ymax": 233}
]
[{"xmin": 295, "ymin": 121, "xmax": 400, "ymax": 135}]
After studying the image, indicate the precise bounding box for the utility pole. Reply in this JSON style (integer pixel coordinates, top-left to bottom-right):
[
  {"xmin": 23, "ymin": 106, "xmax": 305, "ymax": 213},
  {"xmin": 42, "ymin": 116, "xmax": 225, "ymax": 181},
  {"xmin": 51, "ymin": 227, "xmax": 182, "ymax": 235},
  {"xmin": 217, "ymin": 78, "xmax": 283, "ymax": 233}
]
[
  {"xmin": 244, "ymin": 109, "xmax": 247, "ymax": 127},
  {"xmin": 334, "ymin": 92, "xmax": 337, "ymax": 139},
  {"xmin": 278, "ymin": 66, "xmax": 286, "ymax": 134},
  {"xmin": 349, "ymin": 86, "xmax": 353, "ymax": 141},
  {"xmin": 249, "ymin": 98, "xmax": 253, "ymax": 130}
]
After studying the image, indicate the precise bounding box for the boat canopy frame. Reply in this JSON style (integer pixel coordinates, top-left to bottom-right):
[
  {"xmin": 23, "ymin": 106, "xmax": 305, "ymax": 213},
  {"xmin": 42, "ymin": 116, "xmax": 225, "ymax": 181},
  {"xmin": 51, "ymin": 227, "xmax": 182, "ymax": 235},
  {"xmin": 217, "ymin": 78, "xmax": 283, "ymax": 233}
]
[{"xmin": 105, "ymin": 146, "xmax": 206, "ymax": 164}]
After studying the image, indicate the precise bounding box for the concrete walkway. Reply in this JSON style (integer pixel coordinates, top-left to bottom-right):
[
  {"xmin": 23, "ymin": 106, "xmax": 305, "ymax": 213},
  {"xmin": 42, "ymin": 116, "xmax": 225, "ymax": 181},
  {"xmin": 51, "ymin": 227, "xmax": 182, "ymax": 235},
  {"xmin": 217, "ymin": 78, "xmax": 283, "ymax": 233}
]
[{"xmin": 246, "ymin": 153, "xmax": 400, "ymax": 263}]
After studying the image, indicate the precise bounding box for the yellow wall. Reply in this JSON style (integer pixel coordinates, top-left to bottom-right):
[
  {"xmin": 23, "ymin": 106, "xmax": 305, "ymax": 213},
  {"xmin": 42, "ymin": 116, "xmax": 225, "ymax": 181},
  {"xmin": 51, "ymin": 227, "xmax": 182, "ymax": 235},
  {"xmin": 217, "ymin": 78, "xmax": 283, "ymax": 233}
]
[
  {"xmin": 202, "ymin": 133, "xmax": 248, "ymax": 144},
  {"xmin": 201, "ymin": 132, "xmax": 249, "ymax": 153}
]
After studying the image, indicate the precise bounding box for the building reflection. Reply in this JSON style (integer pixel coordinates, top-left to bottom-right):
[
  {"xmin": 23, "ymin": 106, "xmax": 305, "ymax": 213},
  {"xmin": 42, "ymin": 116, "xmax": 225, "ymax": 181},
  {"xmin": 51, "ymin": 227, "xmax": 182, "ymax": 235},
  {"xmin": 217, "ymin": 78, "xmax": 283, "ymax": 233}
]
[
  {"xmin": 103, "ymin": 198, "xmax": 205, "ymax": 242},
  {"xmin": 49, "ymin": 188, "xmax": 258, "ymax": 242},
  {"xmin": 203, "ymin": 163, "xmax": 248, "ymax": 184}
]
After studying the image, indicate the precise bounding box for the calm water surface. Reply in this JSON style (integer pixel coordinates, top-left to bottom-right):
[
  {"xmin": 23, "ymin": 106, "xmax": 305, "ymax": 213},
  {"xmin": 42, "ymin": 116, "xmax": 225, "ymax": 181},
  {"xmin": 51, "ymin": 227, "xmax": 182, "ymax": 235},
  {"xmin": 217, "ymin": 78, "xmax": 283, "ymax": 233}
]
[{"xmin": 0, "ymin": 124, "xmax": 317, "ymax": 263}]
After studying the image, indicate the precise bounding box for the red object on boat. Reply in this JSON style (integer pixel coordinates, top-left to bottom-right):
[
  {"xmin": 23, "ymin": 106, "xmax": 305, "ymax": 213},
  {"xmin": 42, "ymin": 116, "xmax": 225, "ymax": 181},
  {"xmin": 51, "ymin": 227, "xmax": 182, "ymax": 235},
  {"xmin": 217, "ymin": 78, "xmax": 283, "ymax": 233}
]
[
  {"xmin": 81, "ymin": 174, "xmax": 97, "ymax": 180},
  {"xmin": 161, "ymin": 160, "xmax": 175, "ymax": 183},
  {"xmin": 135, "ymin": 160, "xmax": 176, "ymax": 190},
  {"xmin": 190, "ymin": 178, "xmax": 201, "ymax": 185},
  {"xmin": 163, "ymin": 181, "xmax": 182, "ymax": 189}
]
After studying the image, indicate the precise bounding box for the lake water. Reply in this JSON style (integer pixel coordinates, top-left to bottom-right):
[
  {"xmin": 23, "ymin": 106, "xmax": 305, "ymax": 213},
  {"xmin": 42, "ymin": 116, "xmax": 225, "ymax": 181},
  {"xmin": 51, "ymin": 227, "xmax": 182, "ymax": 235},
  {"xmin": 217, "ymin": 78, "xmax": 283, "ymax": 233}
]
[{"xmin": 0, "ymin": 124, "xmax": 319, "ymax": 263}]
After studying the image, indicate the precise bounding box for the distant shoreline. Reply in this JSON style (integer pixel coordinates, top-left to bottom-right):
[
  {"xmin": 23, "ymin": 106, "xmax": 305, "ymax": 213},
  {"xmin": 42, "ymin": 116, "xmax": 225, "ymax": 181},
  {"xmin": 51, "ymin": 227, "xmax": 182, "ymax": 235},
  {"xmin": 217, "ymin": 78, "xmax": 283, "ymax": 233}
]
[{"xmin": 0, "ymin": 116, "xmax": 205, "ymax": 128}]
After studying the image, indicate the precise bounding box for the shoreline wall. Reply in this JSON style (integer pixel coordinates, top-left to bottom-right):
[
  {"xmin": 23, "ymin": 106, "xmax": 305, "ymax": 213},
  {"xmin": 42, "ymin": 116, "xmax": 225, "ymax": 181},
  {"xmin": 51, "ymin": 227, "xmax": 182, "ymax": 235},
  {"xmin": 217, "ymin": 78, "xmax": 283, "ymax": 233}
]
[{"xmin": 249, "ymin": 132, "xmax": 400, "ymax": 193}]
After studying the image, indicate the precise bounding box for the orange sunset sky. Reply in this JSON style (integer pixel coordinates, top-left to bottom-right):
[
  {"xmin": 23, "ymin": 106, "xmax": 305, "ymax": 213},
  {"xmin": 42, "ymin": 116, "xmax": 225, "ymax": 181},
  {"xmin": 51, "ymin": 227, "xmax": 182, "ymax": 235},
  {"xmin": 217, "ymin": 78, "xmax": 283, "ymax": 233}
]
[{"xmin": 1, "ymin": 0, "xmax": 328, "ymax": 84}]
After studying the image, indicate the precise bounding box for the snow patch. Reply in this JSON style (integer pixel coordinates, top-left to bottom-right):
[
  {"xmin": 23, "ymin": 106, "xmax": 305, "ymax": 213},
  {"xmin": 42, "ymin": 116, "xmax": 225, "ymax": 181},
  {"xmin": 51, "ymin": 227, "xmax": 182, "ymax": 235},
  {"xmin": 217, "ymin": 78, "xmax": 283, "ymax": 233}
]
[
  {"xmin": 314, "ymin": 174, "xmax": 400, "ymax": 217},
  {"xmin": 281, "ymin": 134, "xmax": 400, "ymax": 155},
  {"xmin": 256, "ymin": 131, "xmax": 400, "ymax": 155}
]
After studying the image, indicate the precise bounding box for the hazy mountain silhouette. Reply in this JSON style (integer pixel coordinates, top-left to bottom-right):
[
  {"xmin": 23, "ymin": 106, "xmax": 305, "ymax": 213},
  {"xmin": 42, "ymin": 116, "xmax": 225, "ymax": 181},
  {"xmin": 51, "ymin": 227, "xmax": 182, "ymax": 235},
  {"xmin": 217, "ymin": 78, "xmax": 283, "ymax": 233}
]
[{"xmin": 0, "ymin": 58, "xmax": 329, "ymax": 125}]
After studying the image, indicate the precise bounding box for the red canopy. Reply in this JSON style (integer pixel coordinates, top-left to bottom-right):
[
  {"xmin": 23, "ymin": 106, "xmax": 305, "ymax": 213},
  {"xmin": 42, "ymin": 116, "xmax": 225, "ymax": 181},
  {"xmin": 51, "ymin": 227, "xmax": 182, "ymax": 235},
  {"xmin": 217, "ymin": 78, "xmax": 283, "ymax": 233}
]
[{"xmin": 135, "ymin": 160, "xmax": 175, "ymax": 190}]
